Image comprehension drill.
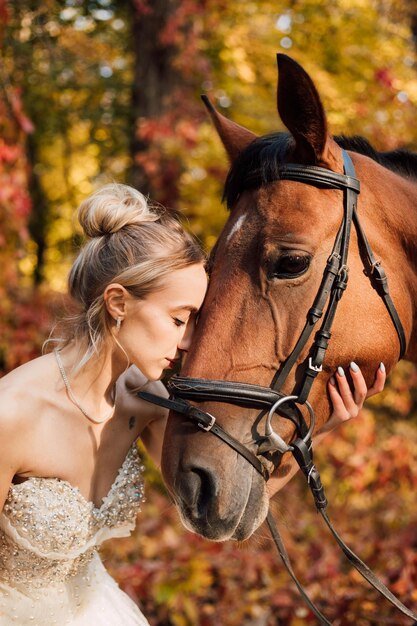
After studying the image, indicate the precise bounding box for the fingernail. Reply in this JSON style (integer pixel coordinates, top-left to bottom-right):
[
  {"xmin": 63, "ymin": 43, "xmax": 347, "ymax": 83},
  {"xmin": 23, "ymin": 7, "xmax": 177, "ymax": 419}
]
[
  {"xmin": 379, "ymin": 362, "xmax": 385, "ymax": 373},
  {"xmin": 329, "ymin": 376, "xmax": 336, "ymax": 386},
  {"xmin": 337, "ymin": 366, "xmax": 345, "ymax": 377},
  {"xmin": 350, "ymin": 361, "xmax": 359, "ymax": 372}
]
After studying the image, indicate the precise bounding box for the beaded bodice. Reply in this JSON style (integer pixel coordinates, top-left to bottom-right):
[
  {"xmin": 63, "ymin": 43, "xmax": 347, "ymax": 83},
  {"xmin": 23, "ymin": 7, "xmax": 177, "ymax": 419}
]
[{"xmin": 0, "ymin": 444, "xmax": 145, "ymax": 589}]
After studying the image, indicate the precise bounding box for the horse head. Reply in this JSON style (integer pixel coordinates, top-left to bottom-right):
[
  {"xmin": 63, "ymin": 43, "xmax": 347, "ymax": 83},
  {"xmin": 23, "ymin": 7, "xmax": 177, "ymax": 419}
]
[{"xmin": 161, "ymin": 54, "xmax": 417, "ymax": 541}]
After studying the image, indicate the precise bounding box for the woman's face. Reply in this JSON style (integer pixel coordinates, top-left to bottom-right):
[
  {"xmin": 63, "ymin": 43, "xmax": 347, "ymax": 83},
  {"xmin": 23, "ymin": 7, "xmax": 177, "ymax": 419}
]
[{"xmin": 120, "ymin": 263, "xmax": 208, "ymax": 380}]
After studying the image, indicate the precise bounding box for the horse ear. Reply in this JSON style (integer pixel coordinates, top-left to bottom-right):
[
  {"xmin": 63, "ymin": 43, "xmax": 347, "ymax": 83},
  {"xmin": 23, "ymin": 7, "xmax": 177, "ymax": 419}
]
[
  {"xmin": 201, "ymin": 95, "xmax": 257, "ymax": 162},
  {"xmin": 276, "ymin": 54, "xmax": 341, "ymax": 168}
]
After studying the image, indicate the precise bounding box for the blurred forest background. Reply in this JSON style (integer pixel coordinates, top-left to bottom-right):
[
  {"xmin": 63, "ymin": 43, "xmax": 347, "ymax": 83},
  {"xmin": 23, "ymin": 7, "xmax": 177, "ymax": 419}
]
[{"xmin": 2, "ymin": 0, "xmax": 417, "ymax": 624}]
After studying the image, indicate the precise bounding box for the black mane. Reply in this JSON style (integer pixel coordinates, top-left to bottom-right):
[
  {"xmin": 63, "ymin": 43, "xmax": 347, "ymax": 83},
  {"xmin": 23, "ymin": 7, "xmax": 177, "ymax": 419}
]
[
  {"xmin": 223, "ymin": 133, "xmax": 417, "ymax": 209},
  {"xmin": 335, "ymin": 135, "xmax": 417, "ymax": 179}
]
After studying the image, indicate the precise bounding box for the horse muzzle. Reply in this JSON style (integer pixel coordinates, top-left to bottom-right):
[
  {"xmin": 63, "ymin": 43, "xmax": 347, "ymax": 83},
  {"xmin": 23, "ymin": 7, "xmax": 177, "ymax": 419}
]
[{"xmin": 162, "ymin": 426, "xmax": 269, "ymax": 541}]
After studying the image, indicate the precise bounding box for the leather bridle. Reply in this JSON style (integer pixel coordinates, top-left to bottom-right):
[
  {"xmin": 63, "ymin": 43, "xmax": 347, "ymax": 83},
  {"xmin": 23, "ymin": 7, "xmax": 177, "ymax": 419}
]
[{"xmin": 139, "ymin": 151, "xmax": 416, "ymax": 624}]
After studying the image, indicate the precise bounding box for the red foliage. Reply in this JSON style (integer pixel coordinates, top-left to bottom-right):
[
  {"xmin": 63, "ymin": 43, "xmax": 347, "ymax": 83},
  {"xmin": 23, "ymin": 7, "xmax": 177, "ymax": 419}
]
[
  {"xmin": 8, "ymin": 87, "xmax": 35, "ymax": 134},
  {"xmin": 0, "ymin": 62, "xmax": 49, "ymax": 374},
  {"xmin": 133, "ymin": 0, "xmax": 153, "ymax": 16},
  {"xmin": 0, "ymin": 0, "xmax": 9, "ymax": 41},
  {"xmin": 374, "ymin": 68, "xmax": 394, "ymax": 89},
  {"xmin": 131, "ymin": 0, "xmax": 215, "ymax": 207}
]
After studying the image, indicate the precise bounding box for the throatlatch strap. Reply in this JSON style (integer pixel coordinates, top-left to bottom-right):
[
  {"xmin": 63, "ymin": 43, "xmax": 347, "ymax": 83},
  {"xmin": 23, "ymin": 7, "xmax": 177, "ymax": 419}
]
[{"xmin": 352, "ymin": 211, "xmax": 406, "ymax": 359}]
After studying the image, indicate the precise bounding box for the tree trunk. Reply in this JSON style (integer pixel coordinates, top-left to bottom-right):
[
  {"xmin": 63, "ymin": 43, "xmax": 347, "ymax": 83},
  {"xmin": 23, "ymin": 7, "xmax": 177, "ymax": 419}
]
[
  {"xmin": 27, "ymin": 133, "xmax": 48, "ymax": 286},
  {"xmin": 128, "ymin": 0, "xmax": 180, "ymax": 198}
]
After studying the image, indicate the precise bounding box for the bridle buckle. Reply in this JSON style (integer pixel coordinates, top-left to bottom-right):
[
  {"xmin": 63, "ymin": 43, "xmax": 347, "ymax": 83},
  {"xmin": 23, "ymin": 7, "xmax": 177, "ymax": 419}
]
[
  {"xmin": 370, "ymin": 260, "xmax": 381, "ymax": 274},
  {"xmin": 308, "ymin": 357, "xmax": 322, "ymax": 373},
  {"xmin": 198, "ymin": 413, "xmax": 216, "ymax": 431}
]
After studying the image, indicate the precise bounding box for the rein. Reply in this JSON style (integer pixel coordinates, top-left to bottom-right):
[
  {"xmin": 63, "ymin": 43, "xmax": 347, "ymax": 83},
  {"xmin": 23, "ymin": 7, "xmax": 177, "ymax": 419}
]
[{"xmin": 139, "ymin": 150, "xmax": 415, "ymax": 624}]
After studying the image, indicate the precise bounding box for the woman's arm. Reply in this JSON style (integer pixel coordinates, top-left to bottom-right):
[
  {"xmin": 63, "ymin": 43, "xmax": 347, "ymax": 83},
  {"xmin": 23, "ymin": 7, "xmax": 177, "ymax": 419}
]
[
  {"xmin": 0, "ymin": 394, "xmax": 27, "ymax": 512},
  {"xmin": 140, "ymin": 404, "xmax": 168, "ymax": 468},
  {"xmin": 118, "ymin": 366, "xmax": 169, "ymax": 467}
]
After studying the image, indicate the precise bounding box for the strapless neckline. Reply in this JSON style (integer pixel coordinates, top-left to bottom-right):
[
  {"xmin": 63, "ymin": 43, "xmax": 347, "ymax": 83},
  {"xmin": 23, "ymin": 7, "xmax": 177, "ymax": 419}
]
[
  {"xmin": 11, "ymin": 441, "xmax": 138, "ymax": 511},
  {"xmin": 0, "ymin": 437, "xmax": 148, "ymax": 625}
]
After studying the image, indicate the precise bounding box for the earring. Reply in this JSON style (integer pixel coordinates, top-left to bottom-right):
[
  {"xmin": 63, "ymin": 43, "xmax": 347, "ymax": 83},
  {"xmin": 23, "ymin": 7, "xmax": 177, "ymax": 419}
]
[{"xmin": 116, "ymin": 317, "xmax": 122, "ymax": 332}]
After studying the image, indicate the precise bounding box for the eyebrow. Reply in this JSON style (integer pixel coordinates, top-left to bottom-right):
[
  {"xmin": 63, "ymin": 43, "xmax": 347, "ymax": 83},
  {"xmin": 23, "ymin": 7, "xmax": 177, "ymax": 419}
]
[{"xmin": 171, "ymin": 305, "xmax": 199, "ymax": 313}]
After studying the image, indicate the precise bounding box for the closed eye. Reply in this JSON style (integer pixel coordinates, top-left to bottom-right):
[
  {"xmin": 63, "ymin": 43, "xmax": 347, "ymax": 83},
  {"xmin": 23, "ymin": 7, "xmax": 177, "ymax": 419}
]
[{"xmin": 267, "ymin": 254, "xmax": 311, "ymax": 280}]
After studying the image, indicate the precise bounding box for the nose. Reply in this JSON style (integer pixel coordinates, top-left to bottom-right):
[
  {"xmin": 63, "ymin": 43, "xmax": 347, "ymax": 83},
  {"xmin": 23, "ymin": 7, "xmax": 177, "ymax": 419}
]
[
  {"xmin": 179, "ymin": 466, "xmax": 219, "ymax": 516},
  {"xmin": 176, "ymin": 465, "xmax": 239, "ymax": 539},
  {"xmin": 178, "ymin": 319, "xmax": 196, "ymax": 352}
]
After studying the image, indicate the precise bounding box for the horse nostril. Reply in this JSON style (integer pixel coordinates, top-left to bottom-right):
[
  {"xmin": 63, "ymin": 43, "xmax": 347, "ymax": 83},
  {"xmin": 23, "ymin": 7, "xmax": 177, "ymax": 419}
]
[
  {"xmin": 179, "ymin": 466, "xmax": 218, "ymax": 518},
  {"xmin": 194, "ymin": 467, "xmax": 219, "ymax": 516}
]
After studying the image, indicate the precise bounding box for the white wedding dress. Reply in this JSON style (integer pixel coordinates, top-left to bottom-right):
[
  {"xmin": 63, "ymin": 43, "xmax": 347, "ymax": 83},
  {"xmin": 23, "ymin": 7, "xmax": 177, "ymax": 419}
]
[{"xmin": 0, "ymin": 444, "xmax": 149, "ymax": 625}]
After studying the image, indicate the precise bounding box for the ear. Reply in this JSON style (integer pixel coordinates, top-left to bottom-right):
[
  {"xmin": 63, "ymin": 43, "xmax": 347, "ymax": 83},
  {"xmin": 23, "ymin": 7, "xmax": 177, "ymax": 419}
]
[
  {"xmin": 201, "ymin": 95, "xmax": 257, "ymax": 162},
  {"xmin": 104, "ymin": 283, "xmax": 127, "ymax": 323},
  {"xmin": 276, "ymin": 54, "xmax": 342, "ymax": 169}
]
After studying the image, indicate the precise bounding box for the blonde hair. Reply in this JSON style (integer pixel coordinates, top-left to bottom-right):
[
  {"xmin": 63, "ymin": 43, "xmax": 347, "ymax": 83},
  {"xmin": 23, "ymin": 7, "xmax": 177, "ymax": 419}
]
[{"xmin": 50, "ymin": 184, "xmax": 205, "ymax": 368}]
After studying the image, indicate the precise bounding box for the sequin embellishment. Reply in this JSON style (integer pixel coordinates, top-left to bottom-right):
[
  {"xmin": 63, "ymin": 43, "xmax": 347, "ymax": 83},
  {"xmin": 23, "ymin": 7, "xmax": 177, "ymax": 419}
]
[{"xmin": 0, "ymin": 444, "xmax": 145, "ymax": 589}]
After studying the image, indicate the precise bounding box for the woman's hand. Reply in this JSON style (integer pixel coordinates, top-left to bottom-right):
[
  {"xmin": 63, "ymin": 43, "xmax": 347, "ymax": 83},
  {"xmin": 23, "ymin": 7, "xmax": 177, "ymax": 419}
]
[
  {"xmin": 320, "ymin": 361, "xmax": 386, "ymax": 435},
  {"xmin": 267, "ymin": 361, "xmax": 386, "ymax": 496}
]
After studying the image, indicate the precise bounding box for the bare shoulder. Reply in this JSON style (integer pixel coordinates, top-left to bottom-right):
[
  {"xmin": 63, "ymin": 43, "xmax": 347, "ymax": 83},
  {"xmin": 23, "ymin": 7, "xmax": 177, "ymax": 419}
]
[
  {"xmin": 0, "ymin": 376, "xmax": 35, "ymax": 476},
  {"xmin": 0, "ymin": 352, "xmax": 52, "ymax": 387},
  {"xmin": 0, "ymin": 384, "xmax": 27, "ymax": 435},
  {"xmin": 0, "ymin": 356, "xmax": 54, "ymax": 507},
  {"xmin": 117, "ymin": 365, "xmax": 168, "ymax": 422},
  {"xmin": 0, "ymin": 354, "xmax": 53, "ymax": 440}
]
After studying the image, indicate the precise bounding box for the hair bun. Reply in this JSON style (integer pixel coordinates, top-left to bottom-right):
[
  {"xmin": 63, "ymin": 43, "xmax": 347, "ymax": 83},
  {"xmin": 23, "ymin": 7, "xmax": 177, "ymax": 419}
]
[{"xmin": 78, "ymin": 183, "xmax": 161, "ymax": 238}]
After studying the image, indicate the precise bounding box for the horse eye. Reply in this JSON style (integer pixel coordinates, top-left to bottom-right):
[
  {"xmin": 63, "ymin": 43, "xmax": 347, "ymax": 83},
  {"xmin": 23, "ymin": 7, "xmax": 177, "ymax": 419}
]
[{"xmin": 268, "ymin": 254, "xmax": 311, "ymax": 279}]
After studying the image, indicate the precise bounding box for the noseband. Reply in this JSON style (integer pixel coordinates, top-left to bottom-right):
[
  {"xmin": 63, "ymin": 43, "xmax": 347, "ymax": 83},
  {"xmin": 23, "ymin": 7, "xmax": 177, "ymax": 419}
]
[{"xmin": 140, "ymin": 151, "xmax": 415, "ymax": 624}]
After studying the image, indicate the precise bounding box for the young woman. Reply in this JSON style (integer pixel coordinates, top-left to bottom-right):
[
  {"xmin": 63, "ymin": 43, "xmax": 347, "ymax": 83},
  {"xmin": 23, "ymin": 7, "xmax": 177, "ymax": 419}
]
[{"xmin": 0, "ymin": 184, "xmax": 385, "ymax": 625}]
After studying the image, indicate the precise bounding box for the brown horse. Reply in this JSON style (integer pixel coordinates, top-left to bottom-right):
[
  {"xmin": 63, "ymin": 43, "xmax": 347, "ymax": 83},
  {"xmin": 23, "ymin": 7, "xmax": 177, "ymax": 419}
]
[{"xmin": 161, "ymin": 54, "xmax": 417, "ymax": 544}]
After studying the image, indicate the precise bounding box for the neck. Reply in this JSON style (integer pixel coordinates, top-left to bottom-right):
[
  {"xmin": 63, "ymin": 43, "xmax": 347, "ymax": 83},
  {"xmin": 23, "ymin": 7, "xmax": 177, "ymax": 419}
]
[{"xmin": 57, "ymin": 339, "xmax": 128, "ymax": 418}]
